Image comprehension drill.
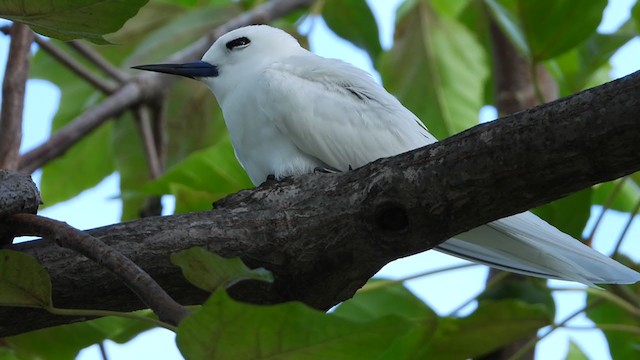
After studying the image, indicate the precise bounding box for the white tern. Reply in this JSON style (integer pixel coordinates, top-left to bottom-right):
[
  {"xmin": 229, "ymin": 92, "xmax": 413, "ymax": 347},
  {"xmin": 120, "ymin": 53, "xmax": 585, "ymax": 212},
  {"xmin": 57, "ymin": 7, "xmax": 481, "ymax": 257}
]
[{"xmin": 134, "ymin": 25, "xmax": 640, "ymax": 285}]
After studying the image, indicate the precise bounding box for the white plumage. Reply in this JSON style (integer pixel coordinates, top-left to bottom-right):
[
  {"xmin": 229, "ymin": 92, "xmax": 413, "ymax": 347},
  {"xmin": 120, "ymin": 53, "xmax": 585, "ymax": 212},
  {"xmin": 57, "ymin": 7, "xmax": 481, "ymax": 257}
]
[{"xmin": 135, "ymin": 25, "xmax": 640, "ymax": 285}]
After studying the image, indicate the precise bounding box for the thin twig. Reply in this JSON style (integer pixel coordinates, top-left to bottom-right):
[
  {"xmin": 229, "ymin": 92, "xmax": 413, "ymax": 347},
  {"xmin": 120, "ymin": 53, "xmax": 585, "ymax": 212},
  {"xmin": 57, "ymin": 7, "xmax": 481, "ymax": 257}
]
[
  {"xmin": 358, "ymin": 263, "xmax": 478, "ymax": 293},
  {"xmin": 17, "ymin": 0, "xmax": 316, "ymax": 173},
  {"xmin": 3, "ymin": 213, "xmax": 191, "ymax": 326},
  {"xmin": 33, "ymin": 36, "xmax": 117, "ymax": 94},
  {"xmin": 506, "ymin": 299, "xmax": 604, "ymax": 360},
  {"xmin": 584, "ymin": 177, "xmax": 627, "ymax": 246},
  {"xmin": 133, "ymin": 106, "xmax": 163, "ymax": 179},
  {"xmin": 612, "ymin": 197, "xmax": 640, "ymax": 256},
  {"xmin": 98, "ymin": 342, "xmax": 109, "ymax": 360},
  {"xmin": 0, "ymin": 24, "xmax": 33, "ymax": 170},
  {"xmin": 68, "ymin": 41, "xmax": 129, "ymax": 83},
  {"xmin": 447, "ymin": 270, "xmax": 511, "ymax": 316}
]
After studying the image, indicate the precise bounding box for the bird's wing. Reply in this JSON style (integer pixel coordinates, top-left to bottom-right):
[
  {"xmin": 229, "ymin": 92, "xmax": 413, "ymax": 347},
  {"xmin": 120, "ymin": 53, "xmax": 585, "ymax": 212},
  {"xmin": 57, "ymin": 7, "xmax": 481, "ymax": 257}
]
[
  {"xmin": 436, "ymin": 211, "xmax": 640, "ymax": 285},
  {"xmin": 256, "ymin": 55, "xmax": 436, "ymax": 171}
]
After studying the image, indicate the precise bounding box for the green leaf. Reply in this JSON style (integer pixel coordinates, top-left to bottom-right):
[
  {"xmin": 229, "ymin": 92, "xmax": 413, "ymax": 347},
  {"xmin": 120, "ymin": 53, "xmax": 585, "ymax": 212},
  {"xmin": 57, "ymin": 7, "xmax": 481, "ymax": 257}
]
[
  {"xmin": 587, "ymin": 277, "xmax": 640, "ymax": 360},
  {"xmin": 176, "ymin": 291, "xmax": 413, "ymax": 360},
  {"xmin": 431, "ymin": 0, "xmax": 472, "ymax": 18},
  {"xmin": 5, "ymin": 312, "xmax": 155, "ymax": 359},
  {"xmin": 334, "ymin": 279, "xmax": 437, "ymax": 322},
  {"xmin": 0, "ymin": 250, "xmax": 52, "ymax": 308},
  {"xmin": 0, "ymin": 348, "xmax": 19, "ymax": 360},
  {"xmin": 549, "ymin": 21, "xmax": 635, "ymax": 95},
  {"xmin": 484, "ymin": 0, "xmax": 530, "ymax": 55},
  {"xmin": 334, "ymin": 279, "xmax": 439, "ymax": 360},
  {"xmin": 162, "ymin": 81, "xmax": 228, "ymax": 168},
  {"xmin": 322, "ymin": 0, "xmax": 382, "ymax": 61},
  {"xmin": 144, "ymin": 136, "xmax": 252, "ymax": 201},
  {"xmin": 0, "ymin": 0, "xmax": 149, "ymax": 43},
  {"xmin": 565, "ymin": 340, "xmax": 590, "ymax": 360},
  {"xmin": 126, "ymin": 4, "xmax": 239, "ymax": 65},
  {"xmin": 171, "ymin": 247, "xmax": 273, "ymax": 292},
  {"xmin": 634, "ymin": 0, "xmax": 640, "ymax": 34},
  {"xmin": 532, "ymin": 188, "xmax": 592, "ymax": 239},
  {"xmin": 40, "ymin": 122, "xmax": 115, "ymax": 207},
  {"xmin": 518, "ymin": 0, "xmax": 607, "ymax": 61},
  {"xmin": 418, "ymin": 300, "xmax": 552, "ymax": 359},
  {"xmin": 381, "ymin": 1, "xmax": 488, "ymax": 139}
]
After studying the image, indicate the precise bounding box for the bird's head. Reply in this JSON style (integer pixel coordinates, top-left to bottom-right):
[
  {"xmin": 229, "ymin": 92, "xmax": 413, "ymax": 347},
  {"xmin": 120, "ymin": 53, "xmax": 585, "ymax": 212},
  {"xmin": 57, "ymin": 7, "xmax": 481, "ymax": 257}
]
[{"xmin": 132, "ymin": 25, "xmax": 304, "ymax": 98}]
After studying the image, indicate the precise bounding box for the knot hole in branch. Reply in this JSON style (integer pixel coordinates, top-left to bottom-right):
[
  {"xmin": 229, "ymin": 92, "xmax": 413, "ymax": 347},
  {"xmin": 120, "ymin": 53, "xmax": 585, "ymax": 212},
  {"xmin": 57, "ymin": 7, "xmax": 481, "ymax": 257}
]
[{"xmin": 374, "ymin": 201, "xmax": 409, "ymax": 234}]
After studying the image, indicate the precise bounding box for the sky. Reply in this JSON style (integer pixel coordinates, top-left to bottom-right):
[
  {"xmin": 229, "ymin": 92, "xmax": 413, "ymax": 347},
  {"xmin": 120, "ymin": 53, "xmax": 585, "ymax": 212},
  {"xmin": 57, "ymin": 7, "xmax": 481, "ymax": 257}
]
[{"xmin": 0, "ymin": 0, "xmax": 639, "ymax": 359}]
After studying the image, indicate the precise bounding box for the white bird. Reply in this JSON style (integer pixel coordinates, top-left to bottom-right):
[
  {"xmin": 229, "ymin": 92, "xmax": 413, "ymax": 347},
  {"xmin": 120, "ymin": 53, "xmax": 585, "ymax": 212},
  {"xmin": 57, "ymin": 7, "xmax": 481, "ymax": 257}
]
[{"xmin": 134, "ymin": 25, "xmax": 640, "ymax": 285}]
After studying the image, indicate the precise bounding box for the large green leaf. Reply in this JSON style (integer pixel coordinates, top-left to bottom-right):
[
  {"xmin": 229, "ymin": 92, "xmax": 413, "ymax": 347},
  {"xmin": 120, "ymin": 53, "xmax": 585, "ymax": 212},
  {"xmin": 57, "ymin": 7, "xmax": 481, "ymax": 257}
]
[
  {"xmin": 518, "ymin": 0, "xmax": 607, "ymax": 61},
  {"xmin": 484, "ymin": 0, "xmax": 530, "ymax": 55},
  {"xmin": 334, "ymin": 280, "xmax": 438, "ymax": 360},
  {"xmin": 381, "ymin": 1, "xmax": 488, "ymax": 139},
  {"xmin": 6, "ymin": 312, "xmax": 155, "ymax": 359},
  {"xmin": 487, "ymin": 0, "xmax": 608, "ymax": 61},
  {"xmin": 0, "ymin": 0, "xmax": 148, "ymax": 43},
  {"xmin": 549, "ymin": 21, "xmax": 636, "ymax": 95},
  {"xmin": 171, "ymin": 247, "xmax": 273, "ymax": 292},
  {"xmin": 532, "ymin": 188, "xmax": 592, "ymax": 239},
  {"xmin": 322, "ymin": 0, "xmax": 382, "ymax": 62},
  {"xmin": 633, "ymin": 0, "xmax": 640, "ymax": 34},
  {"xmin": 144, "ymin": 136, "xmax": 252, "ymax": 205},
  {"xmin": 430, "ymin": 0, "xmax": 472, "ymax": 18},
  {"xmin": 418, "ymin": 300, "xmax": 552, "ymax": 359},
  {"xmin": 125, "ymin": 4, "xmax": 239, "ymax": 65},
  {"xmin": 334, "ymin": 279, "xmax": 437, "ymax": 322},
  {"xmin": 0, "ymin": 250, "xmax": 52, "ymax": 308},
  {"xmin": 176, "ymin": 291, "xmax": 413, "ymax": 360},
  {"xmin": 586, "ymin": 270, "xmax": 640, "ymax": 360},
  {"xmin": 162, "ymin": 80, "xmax": 228, "ymax": 168}
]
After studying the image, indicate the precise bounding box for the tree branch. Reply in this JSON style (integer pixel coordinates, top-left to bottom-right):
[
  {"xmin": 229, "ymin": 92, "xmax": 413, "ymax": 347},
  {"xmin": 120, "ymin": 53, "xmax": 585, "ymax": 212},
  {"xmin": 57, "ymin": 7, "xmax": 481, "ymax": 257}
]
[
  {"xmin": 2, "ymin": 70, "xmax": 639, "ymax": 336},
  {"xmin": 0, "ymin": 24, "xmax": 33, "ymax": 170},
  {"xmin": 16, "ymin": 0, "xmax": 317, "ymax": 173},
  {"xmin": 33, "ymin": 36, "xmax": 117, "ymax": 94},
  {"xmin": 3, "ymin": 214, "xmax": 190, "ymax": 326},
  {"xmin": 68, "ymin": 40, "xmax": 129, "ymax": 83}
]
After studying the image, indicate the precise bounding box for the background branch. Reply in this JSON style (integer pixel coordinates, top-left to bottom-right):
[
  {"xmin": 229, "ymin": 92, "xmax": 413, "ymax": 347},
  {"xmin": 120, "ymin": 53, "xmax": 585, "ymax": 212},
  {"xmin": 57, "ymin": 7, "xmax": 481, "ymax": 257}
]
[
  {"xmin": 34, "ymin": 36, "xmax": 117, "ymax": 94},
  {"xmin": 0, "ymin": 24, "xmax": 33, "ymax": 170},
  {"xmin": 2, "ymin": 70, "xmax": 639, "ymax": 336},
  {"xmin": 68, "ymin": 40, "xmax": 129, "ymax": 83}
]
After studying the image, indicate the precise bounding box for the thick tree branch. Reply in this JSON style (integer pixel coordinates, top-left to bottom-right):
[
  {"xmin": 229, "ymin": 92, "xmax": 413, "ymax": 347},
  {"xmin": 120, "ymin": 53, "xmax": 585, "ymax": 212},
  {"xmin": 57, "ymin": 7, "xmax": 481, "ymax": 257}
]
[
  {"xmin": 481, "ymin": 17, "xmax": 559, "ymax": 360},
  {"xmin": 16, "ymin": 0, "xmax": 316, "ymax": 173},
  {"xmin": 0, "ymin": 24, "xmax": 33, "ymax": 170},
  {"xmin": 1, "ymin": 70, "xmax": 639, "ymax": 336}
]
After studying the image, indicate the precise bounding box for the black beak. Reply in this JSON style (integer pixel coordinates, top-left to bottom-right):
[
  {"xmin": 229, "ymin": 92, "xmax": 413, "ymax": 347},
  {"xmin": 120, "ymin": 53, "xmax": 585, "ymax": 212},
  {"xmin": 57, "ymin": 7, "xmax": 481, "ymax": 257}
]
[{"xmin": 132, "ymin": 61, "xmax": 218, "ymax": 78}]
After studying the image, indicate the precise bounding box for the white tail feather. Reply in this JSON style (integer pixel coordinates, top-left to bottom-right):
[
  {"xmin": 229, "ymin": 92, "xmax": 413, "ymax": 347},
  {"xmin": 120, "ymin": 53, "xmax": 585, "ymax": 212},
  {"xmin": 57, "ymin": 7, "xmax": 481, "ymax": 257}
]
[{"xmin": 435, "ymin": 211, "xmax": 640, "ymax": 286}]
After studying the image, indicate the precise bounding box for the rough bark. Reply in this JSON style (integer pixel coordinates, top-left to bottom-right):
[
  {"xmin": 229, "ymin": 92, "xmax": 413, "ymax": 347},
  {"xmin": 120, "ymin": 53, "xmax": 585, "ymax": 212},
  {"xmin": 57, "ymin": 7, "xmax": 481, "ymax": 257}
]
[{"xmin": 1, "ymin": 70, "xmax": 639, "ymax": 336}]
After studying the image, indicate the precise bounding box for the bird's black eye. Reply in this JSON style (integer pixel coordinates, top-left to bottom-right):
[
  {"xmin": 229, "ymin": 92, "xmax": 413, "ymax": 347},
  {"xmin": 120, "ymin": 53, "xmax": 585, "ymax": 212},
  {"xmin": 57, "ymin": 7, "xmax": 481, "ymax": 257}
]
[{"xmin": 226, "ymin": 37, "xmax": 251, "ymax": 50}]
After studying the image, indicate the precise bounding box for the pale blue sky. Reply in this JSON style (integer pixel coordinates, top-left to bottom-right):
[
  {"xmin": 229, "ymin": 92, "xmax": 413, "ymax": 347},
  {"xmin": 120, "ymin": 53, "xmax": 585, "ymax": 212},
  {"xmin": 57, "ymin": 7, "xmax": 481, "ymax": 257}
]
[{"xmin": 1, "ymin": 1, "xmax": 639, "ymax": 359}]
